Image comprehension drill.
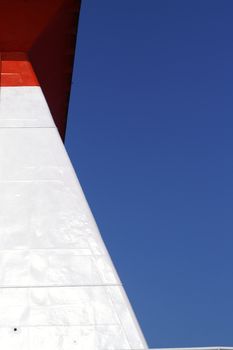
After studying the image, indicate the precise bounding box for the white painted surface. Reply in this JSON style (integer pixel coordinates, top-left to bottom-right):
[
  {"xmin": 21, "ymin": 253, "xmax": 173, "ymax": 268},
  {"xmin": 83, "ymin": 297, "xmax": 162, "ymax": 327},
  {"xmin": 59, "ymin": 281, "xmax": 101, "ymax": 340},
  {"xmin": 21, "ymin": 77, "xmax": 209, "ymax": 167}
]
[
  {"xmin": 0, "ymin": 87, "xmax": 55, "ymax": 127},
  {"xmin": 0, "ymin": 86, "xmax": 147, "ymax": 350}
]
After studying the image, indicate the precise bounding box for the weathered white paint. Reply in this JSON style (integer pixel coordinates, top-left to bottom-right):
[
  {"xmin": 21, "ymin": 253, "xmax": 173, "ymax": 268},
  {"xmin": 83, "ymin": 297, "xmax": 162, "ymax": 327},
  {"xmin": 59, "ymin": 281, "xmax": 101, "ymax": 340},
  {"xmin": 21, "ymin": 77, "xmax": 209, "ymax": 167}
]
[{"xmin": 0, "ymin": 84, "xmax": 147, "ymax": 350}]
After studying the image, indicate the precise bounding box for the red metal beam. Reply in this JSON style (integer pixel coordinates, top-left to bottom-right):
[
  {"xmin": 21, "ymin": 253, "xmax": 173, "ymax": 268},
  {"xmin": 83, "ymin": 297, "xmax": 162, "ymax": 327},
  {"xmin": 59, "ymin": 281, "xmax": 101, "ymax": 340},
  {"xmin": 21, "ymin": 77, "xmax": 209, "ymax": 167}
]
[{"xmin": 0, "ymin": 0, "xmax": 81, "ymax": 140}]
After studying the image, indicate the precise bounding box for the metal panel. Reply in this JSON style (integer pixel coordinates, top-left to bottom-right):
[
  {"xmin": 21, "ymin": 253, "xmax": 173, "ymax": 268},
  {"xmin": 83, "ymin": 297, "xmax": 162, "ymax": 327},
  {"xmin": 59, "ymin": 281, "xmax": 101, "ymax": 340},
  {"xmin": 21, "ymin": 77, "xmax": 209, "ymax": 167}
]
[
  {"xmin": 0, "ymin": 84, "xmax": 147, "ymax": 349},
  {"xmin": 0, "ymin": 87, "xmax": 54, "ymax": 127}
]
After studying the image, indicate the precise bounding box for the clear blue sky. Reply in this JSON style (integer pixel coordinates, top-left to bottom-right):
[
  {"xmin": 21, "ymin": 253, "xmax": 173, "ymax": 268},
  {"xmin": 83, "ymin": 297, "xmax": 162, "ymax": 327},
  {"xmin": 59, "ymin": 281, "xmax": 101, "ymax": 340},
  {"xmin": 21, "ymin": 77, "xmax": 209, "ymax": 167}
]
[{"xmin": 66, "ymin": 1, "xmax": 233, "ymax": 348}]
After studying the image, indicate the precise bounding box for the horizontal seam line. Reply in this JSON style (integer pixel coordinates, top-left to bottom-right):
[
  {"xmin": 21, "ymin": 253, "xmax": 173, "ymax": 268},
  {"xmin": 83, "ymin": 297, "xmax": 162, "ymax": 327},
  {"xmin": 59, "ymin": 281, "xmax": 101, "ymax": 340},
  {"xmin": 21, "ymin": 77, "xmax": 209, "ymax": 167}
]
[
  {"xmin": 0, "ymin": 284, "xmax": 121, "ymax": 289},
  {"xmin": 0, "ymin": 126, "xmax": 56, "ymax": 129},
  {"xmin": 0, "ymin": 324, "xmax": 125, "ymax": 328}
]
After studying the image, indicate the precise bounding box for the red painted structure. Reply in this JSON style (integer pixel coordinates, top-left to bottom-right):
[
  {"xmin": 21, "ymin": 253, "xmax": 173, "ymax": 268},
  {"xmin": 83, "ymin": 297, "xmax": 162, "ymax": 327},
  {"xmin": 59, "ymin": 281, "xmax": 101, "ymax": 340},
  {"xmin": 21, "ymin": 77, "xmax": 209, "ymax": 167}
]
[
  {"xmin": 0, "ymin": 0, "xmax": 81, "ymax": 139},
  {"xmin": 0, "ymin": 53, "xmax": 39, "ymax": 87}
]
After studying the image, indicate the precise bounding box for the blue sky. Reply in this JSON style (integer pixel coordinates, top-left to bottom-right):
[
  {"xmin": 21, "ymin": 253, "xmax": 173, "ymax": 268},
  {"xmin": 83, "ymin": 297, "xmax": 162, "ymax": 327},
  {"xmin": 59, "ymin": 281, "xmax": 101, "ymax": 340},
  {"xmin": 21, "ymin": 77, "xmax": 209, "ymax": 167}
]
[{"xmin": 66, "ymin": 1, "xmax": 233, "ymax": 348}]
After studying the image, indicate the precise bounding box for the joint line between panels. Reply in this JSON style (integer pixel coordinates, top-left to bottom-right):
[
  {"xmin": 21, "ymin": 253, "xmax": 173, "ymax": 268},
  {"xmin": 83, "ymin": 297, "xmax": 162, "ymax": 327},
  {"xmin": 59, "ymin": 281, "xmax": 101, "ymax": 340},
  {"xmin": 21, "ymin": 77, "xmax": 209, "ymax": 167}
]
[{"xmin": 0, "ymin": 283, "xmax": 122, "ymax": 289}]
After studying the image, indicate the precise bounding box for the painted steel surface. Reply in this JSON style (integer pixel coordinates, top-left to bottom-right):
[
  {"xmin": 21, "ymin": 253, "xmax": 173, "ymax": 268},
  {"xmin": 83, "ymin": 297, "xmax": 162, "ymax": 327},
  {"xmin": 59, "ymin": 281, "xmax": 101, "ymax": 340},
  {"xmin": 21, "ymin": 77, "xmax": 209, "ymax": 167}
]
[
  {"xmin": 0, "ymin": 53, "xmax": 39, "ymax": 87},
  {"xmin": 0, "ymin": 57, "xmax": 147, "ymax": 349},
  {"xmin": 0, "ymin": 0, "xmax": 81, "ymax": 139}
]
